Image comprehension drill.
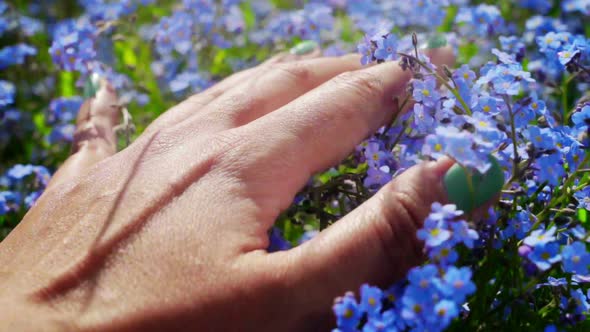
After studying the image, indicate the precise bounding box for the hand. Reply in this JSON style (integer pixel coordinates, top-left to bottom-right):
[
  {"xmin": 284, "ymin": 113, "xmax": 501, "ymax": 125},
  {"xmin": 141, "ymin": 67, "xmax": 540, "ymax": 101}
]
[{"xmin": 0, "ymin": 48, "xmax": 454, "ymax": 331}]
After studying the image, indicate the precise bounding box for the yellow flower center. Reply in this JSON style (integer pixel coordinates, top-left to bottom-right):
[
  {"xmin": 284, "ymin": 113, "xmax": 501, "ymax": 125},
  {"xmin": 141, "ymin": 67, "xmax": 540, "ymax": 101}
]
[
  {"xmin": 414, "ymin": 304, "xmax": 423, "ymax": 313},
  {"xmin": 573, "ymin": 256, "xmax": 581, "ymax": 263},
  {"xmin": 344, "ymin": 309, "xmax": 353, "ymax": 319}
]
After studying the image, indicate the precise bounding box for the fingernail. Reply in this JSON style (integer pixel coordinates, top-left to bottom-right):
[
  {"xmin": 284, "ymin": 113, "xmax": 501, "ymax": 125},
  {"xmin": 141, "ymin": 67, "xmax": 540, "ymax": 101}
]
[
  {"xmin": 425, "ymin": 34, "xmax": 447, "ymax": 49},
  {"xmin": 290, "ymin": 40, "xmax": 318, "ymax": 55},
  {"xmin": 443, "ymin": 156, "xmax": 504, "ymax": 213}
]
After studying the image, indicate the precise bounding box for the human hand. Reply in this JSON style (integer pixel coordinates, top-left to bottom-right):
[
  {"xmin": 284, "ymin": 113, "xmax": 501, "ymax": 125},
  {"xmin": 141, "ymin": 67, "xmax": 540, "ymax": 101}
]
[{"xmin": 0, "ymin": 47, "xmax": 455, "ymax": 331}]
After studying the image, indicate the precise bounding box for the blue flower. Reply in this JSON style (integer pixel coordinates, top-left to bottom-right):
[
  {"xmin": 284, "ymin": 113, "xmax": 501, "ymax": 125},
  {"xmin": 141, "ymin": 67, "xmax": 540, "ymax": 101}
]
[
  {"xmin": 360, "ymin": 284, "xmax": 383, "ymax": 318},
  {"xmin": 518, "ymin": 0, "xmax": 553, "ymax": 13},
  {"xmin": 417, "ymin": 217, "xmax": 452, "ymax": 248},
  {"xmin": 362, "ymin": 309, "xmax": 398, "ymax": 332},
  {"xmin": 536, "ymin": 276, "xmax": 568, "ymax": 289},
  {"xmin": 363, "ymin": 140, "xmax": 390, "ymax": 168},
  {"xmin": 24, "ymin": 191, "xmax": 42, "ymax": 209},
  {"xmin": 301, "ymin": 3, "xmax": 333, "ymax": 41},
  {"xmin": 413, "ymin": 77, "xmax": 440, "ymax": 108},
  {"xmin": 457, "ymin": 4, "xmax": 505, "ymax": 36},
  {"xmin": 0, "ymin": 44, "xmax": 37, "ymax": 69},
  {"xmin": 49, "ymin": 19, "xmax": 97, "ymax": 74},
  {"xmin": 563, "ymin": 0, "xmax": 590, "ymax": 14},
  {"xmin": 440, "ymin": 266, "xmax": 476, "ymax": 303},
  {"xmin": 537, "ymin": 32, "xmax": 565, "ymax": 53},
  {"xmin": 401, "ymin": 285, "xmax": 433, "ymax": 322},
  {"xmin": 0, "ymin": 191, "xmax": 21, "ymax": 215},
  {"xmin": 430, "ymin": 202, "xmax": 464, "ymax": 221},
  {"xmin": 0, "ymin": 192, "xmax": 8, "ymax": 215},
  {"xmin": 48, "ymin": 124, "xmax": 76, "ymax": 144},
  {"xmin": 408, "ymin": 264, "xmax": 439, "ymax": 291},
  {"xmin": 433, "ymin": 300, "xmax": 459, "ymax": 329},
  {"xmin": 570, "ymin": 288, "xmax": 590, "ymax": 315},
  {"xmin": 48, "ymin": 97, "xmax": 84, "ymax": 124},
  {"xmin": 363, "ymin": 166, "xmax": 392, "ymax": 192},
  {"xmin": 525, "ymin": 126, "xmax": 556, "ymax": 150},
  {"xmin": 267, "ymin": 227, "xmax": 291, "ymax": 252},
  {"xmin": 422, "ymin": 134, "xmax": 446, "ymax": 160},
  {"xmin": 374, "ymin": 34, "xmax": 397, "ymax": 61},
  {"xmin": 429, "ymin": 246, "xmax": 459, "ymax": 267},
  {"xmin": 528, "ymin": 242, "xmax": 562, "ymax": 271},
  {"xmin": 412, "ymin": 104, "xmax": 435, "ymax": 135},
  {"xmin": 439, "ymin": 128, "xmax": 479, "ymax": 168},
  {"xmin": 524, "ymin": 226, "xmax": 557, "ymax": 247},
  {"xmin": 6, "ymin": 164, "xmax": 34, "ymax": 182},
  {"xmin": 18, "ymin": 16, "xmax": 43, "ymax": 36},
  {"xmin": 0, "ymin": 80, "xmax": 15, "ymax": 107},
  {"xmin": 536, "ymin": 153, "xmax": 565, "ymax": 187},
  {"xmin": 562, "ymin": 242, "xmax": 590, "ymax": 275},
  {"xmin": 544, "ymin": 325, "xmax": 558, "ymax": 332},
  {"xmin": 333, "ymin": 292, "xmax": 362, "ymax": 330},
  {"xmin": 169, "ymin": 71, "xmax": 210, "ymax": 95},
  {"xmin": 558, "ymin": 46, "xmax": 580, "ymax": 66},
  {"xmin": 155, "ymin": 12, "xmax": 194, "ymax": 56},
  {"xmin": 384, "ymin": 282, "xmax": 405, "ymax": 304},
  {"xmin": 572, "ymin": 105, "xmax": 590, "ymax": 130},
  {"xmin": 499, "ymin": 35, "xmax": 525, "ymax": 59},
  {"xmin": 450, "ymin": 220, "xmax": 479, "ymax": 249},
  {"xmin": 574, "ymin": 188, "xmax": 590, "ymax": 210},
  {"xmin": 357, "ymin": 35, "xmax": 374, "ymax": 65},
  {"xmin": 453, "ymin": 64, "xmax": 476, "ymax": 84},
  {"xmin": 502, "ymin": 210, "xmax": 535, "ymax": 240}
]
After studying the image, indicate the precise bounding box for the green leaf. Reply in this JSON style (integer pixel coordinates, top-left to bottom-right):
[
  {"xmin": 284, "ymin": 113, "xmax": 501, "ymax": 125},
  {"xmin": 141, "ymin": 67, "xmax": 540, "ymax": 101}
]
[
  {"xmin": 438, "ymin": 5, "xmax": 458, "ymax": 33},
  {"xmin": 240, "ymin": 1, "xmax": 256, "ymax": 31},
  {"xmin": 33, "ymin": 112, "xmax": 50, "ymax": 136},
  {"xmin": 579, "ymin": 209, "xmax": 588, "ymax": 223},
  {"xmin": 458, "ymin": 43, "xmax": 479, "ymax": 64},
  {"xmin": 59, "ymin": 71, "xmax": 76, "ymax": 97}
]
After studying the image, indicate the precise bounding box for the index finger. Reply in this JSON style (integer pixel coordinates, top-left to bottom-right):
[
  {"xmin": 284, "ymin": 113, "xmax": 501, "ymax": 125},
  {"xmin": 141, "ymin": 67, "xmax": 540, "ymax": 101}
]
[{"xmin": 221, "ymin": 47, "xmax": 455, "ymax": 217}]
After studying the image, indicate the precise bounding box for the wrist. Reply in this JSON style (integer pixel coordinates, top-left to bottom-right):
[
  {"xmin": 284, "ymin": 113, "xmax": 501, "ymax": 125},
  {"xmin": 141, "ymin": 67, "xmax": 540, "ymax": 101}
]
[{"xmin": 0, "ymin": 295, "xmax": 76, "ymax": 331}]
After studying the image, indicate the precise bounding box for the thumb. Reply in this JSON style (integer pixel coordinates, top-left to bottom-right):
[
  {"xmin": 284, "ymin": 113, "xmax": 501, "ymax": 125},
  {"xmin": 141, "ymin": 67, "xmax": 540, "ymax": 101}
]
[
  {"xmin": 46, "ymin": 79, "xmax": 120, "ymax": 190},
  {"xmin": 271, "ymin": 158, "xmax": 456, "ymax": 328}
]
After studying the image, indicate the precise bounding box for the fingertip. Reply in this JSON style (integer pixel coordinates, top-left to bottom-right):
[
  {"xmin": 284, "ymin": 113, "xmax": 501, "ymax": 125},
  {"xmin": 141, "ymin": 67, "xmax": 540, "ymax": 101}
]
[
  {"xmin": 429, "ymin": 156, "xmax": 455, "ymax": 178},
  {"xmin": 423, "ymin": 45, "xmax": 456, "ymax": 69}
]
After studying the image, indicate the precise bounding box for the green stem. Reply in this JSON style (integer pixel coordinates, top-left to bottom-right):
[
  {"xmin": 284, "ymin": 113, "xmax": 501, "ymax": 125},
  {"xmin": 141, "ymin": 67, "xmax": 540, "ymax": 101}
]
[
  {"xmin": 398, "ymin": 52, "xmax": 473, "ymax": 115},
  {"xmin": 534, "ymin": 154, "xmax": 590, "ymax": 229},
  {"xmin": 503, "ymin": 95, "xmax": 520, "ymax": 182}
]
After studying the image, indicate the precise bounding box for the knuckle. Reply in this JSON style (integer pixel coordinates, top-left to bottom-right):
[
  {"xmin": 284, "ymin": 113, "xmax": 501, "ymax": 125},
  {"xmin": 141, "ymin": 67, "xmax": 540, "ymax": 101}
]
[
  {"xmin": 371, "ymin": 187, "xmax": 426, "ymax": 271},
  {"xmin": 384, "ymin": 187, "xmax": 425, "ymax": 232},
  {"xmin": 268, "ymin": 62, "xmax": 312, "ymax": 87},
  {"xmin": 332, "ymin": 70, "xmax": 384, "ymax": 104}
]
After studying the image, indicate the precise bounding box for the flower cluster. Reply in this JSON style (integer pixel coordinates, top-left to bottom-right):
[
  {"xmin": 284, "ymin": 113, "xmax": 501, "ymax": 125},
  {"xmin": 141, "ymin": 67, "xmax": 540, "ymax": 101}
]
[
  {"xmin": 0, "ymin": 164, "xmax": 50, "ymax": 237},
  {"xmin": 333, "ymin": 204, "xmax": 477, "ymax": 332}
]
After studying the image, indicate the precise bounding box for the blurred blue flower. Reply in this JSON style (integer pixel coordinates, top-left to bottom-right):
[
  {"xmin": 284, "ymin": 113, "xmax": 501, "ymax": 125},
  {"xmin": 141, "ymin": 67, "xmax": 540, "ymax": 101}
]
[
  {"xmin": 0, "ymin": 44, "xmax": 37, "ymax": 69},
  {"xmin": 562, "ymin": 242, "xmax": 590, "ymax": 275},
  {"xmin": 528, "ymin": 242, "xmax": 562, "ymax": 271}
]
